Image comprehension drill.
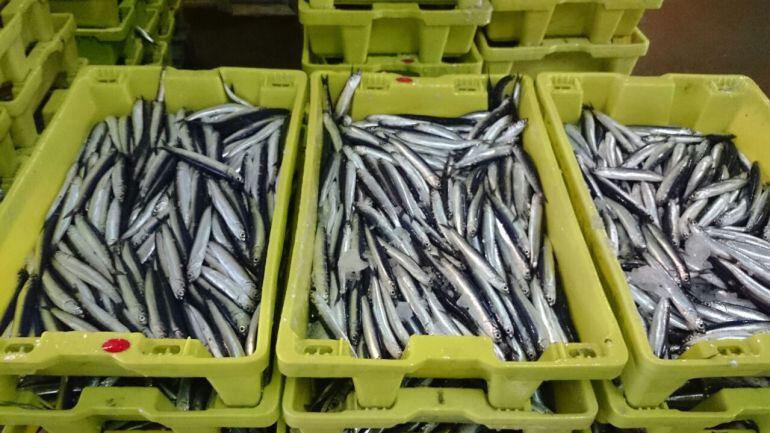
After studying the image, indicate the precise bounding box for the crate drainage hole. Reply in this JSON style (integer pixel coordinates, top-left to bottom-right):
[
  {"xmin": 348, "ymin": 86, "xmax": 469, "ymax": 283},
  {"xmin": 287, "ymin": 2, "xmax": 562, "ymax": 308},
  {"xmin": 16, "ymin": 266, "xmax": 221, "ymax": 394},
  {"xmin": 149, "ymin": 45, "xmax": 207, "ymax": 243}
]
[
  {"xmin": 305, "ymin": 345, "xmax": 333, "ymax": 355},
  {"xmin": 5, "ymin": 344, "xmax": 33, "ymax": 354},
  {"xmin": 712, "ymin": 77, "xmax": 743, "ymax": 93},
  {"xmin": 717, "ymin": 346, "xmax": 743, "ymax": 356},
  {"xmin": 569, "ymin": 348, "xmax": 596, "ymax": 358},
  {"xmin": 152, "ymin": 345, "xmax": 181, "ymax": 355},
  {"xmin": 550, "ymin": 76, "xmax": 579, "ymax": 92}
]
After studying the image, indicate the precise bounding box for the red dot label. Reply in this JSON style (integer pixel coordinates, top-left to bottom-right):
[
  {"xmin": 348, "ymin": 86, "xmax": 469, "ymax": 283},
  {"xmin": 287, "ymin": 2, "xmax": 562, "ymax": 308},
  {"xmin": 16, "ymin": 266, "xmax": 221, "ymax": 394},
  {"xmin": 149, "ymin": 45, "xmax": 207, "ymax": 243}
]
[
  {"xmin": 402, "ymin": 58, "xmax": 414, "ymax": 64},
  {"xmin": 102, "ymin": 338, "xmax": 131, "ymax": 353},
  {"xmin": 396, "ymin": 76, "xmax": 413, "ymax": 83}
]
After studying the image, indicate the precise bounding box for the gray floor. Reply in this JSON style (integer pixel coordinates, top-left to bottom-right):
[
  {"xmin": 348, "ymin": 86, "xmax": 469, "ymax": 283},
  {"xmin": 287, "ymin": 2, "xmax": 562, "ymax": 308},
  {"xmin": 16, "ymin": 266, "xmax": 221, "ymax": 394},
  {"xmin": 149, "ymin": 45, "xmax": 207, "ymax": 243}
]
[{"xmin": 635, "ymin": 0, "xmax": 770, "ymax": 93}]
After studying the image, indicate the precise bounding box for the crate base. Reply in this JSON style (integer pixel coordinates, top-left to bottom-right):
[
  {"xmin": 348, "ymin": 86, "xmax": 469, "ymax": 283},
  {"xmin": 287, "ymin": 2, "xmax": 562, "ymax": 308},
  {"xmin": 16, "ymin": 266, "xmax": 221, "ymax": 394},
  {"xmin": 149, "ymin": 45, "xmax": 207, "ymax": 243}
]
[
  {"xmin": 284, "ymin": 377, "xmax": 596, "ymax": 433},
  {"xmin": 299, "ymin": 0, "xmax": 492, "ymax": 64},
  {"xmin": 145, "ymin": 41, "xmax": 170, "ymax": 65},
  {"xmin": 49, "ymin": 0, "xmax": 121, "ymax": 27},
  {"xmin": 594, "ymin": 380, "xmax": 770, "ymax": 433},
  {"xmin": 485, "ymin": 0, "xmax": 663, "ymax": 46},
  {"xmin": 302, "ymin": 36, "xmax": 482, "ymax": 76},
  {"xmin": 0, "ymin": 363, "xmax": 282, "ymax": 433},
  {"xmin": 477, "ymin": 28, "xmax": 648, "ymax": 76},
  {"xmin": 75, "ymin": 0, "xmax": 140, "ymax": 65}
]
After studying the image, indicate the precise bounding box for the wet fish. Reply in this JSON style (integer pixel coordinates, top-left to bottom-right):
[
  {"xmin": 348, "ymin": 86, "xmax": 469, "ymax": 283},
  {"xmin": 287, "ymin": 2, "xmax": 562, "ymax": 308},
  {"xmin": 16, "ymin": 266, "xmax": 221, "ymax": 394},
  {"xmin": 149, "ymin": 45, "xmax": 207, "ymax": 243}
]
[
  {"xmin": 309, "ymin": 73, "xmax": 575, "ymax": 361},
  {"xmin": 569, "ymin": 108, "xmax": 770, "ymax": 359},
  {"xmin": 2, "ymin": 70, "xmax": 288, "ymax": 358}
]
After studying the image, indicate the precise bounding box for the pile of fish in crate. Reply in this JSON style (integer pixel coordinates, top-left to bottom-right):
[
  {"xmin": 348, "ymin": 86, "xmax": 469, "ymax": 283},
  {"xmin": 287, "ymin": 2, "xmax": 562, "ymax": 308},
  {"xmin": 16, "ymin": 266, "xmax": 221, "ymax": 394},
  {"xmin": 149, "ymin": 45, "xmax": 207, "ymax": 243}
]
[
  {"xmin": 3, "ymin": 66, "xmax": 770, "ymax": 433},
  {"xmin": 0, "ymin": 2, "xmax": 769, "ymax": 430},
  {"xmin": 0, "ymin": 65, "xmax": 306, "ymax": 432}
]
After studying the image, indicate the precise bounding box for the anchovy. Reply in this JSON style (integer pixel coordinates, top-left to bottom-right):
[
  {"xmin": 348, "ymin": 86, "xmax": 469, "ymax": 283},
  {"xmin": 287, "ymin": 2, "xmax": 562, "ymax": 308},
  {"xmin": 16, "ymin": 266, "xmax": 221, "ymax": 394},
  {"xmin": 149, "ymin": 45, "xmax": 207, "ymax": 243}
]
[
  {"xmin": 308, "ymin": 73, "xmax": 575, "ymax": 361},
  {"xmin": 568, "ymin": 108, "xmax": 770, "ymax": 358},
  {"xmin": 2, "ymin": 74, "xmax": 286, "ymax": 358}
]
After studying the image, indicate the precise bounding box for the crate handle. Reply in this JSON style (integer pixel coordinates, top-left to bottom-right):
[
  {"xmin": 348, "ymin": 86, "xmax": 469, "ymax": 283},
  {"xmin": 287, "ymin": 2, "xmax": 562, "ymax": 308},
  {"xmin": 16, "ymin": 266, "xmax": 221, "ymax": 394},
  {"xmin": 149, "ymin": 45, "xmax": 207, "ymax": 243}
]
[
  {"xmin": 694, "ymin": 388, "xmax": 770, "ymax": 432},
  {"xmin": 0, "ymin": 332, "xmax": 214, "ymax": 371},
  {"xmin": 679, "ymin": 333, "xmax": 770, "ymax": 360}
]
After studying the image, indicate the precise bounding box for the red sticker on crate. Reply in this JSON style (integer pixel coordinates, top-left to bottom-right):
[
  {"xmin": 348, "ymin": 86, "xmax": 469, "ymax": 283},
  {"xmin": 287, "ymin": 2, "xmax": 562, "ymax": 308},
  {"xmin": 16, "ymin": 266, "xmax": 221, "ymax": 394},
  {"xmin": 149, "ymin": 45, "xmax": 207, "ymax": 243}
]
[{"xmin": 102, "ymin": 338, "xmax": 131, "ymax": 353}]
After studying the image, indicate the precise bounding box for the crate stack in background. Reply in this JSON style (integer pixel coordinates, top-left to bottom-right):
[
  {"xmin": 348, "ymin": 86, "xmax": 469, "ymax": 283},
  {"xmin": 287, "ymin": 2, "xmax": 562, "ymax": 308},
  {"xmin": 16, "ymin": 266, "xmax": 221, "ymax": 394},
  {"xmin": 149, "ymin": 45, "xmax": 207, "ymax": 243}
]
[
  {"xmin": 476, "ymin": 0, "xmax": 660, "ymax": 75},
  {"xmin": 50, "ymin": 0, "xmax": 182, "ymax": 66},
  {"xmin": 0, "ymin": 0, "xmax": 83, "ymax": 203},
  {"xmin": 299, "ymin": 0, "xmax": 492, "ymax": 76}
]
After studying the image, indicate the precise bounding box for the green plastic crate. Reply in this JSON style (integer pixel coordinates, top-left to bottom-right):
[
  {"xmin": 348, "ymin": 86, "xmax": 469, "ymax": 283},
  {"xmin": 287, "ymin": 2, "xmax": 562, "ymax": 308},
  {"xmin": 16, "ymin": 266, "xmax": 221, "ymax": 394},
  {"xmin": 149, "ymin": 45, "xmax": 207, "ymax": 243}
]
[
  {"xmin": 49, "ymin": 0, "xmax": 123, "ymax": 27},
  {"xmin": 138, "ymin": 5, "xmax": 161, "ymax": 42},
  {"xmin": 299, "ymin": 0, "xmax": 492, "ymax": 64},
  {"xmin": 284, "ymin": 377, "xmax": 596, "ymax": 433},
  {"xmin": 2, "ymin": 0, "xmax": 56, "ymax": 49},
  {"xmin": 276, "ymin": 71, "xmax": 627, "ymax": 410},
  {"xmin": 0, "ymin": 177, "xmax": 13, "ymax": 201},
  {"xmin": 124, "ymin": 37, "xmax": 145, "ymax": 65},
  {"xmin": 75, "ymin": 0, "xmax": 139, "ymax": 65},
  {"xmin": 0, "ymin": 0, "xmax": 57, "ymax": 86},
  {"xmin": 0, "ymin": 361, "xmax": 282, "ymax": 433},
  {"xmin": 0, "ymin": 66, "xmax": 307, "ymax": 407},
  {"xmin": 477, "ymin": 28, "xmax": 648, "ymax": 76},
  {"xmin": 485, "ymin": 0, "xmax": 662, "ymax": 45},
  {"xmin": 536, "ymin": 72, "xmax": 770, "ymax": 408},
  {"xmin": 2, "ymin": 13, "xmax": 80, "ymax": 149},
  {"xmin": 136, "ymin": 0, "xmax": 164, "ymax": 25},
  {"xmin": 156, "ymin": 7, "xmax": 175, "ymax": 42},
  {"xmin": 302, "ymin": 34, "xmax": 482, "ymax": 76},
  {"xmin": 145, "ymin": 40, "xmax": 169, "ymax": 65},
  {"xmin": 595, "ymin": 380, "xmax": 770, "ymax": 433},
  {"xmin": 40, "ymin": 87, "xmax": 67, "ymax": 126},
  {"xmin": 0, "ymin": 108, "xmax": 15, "ymax": 179}
]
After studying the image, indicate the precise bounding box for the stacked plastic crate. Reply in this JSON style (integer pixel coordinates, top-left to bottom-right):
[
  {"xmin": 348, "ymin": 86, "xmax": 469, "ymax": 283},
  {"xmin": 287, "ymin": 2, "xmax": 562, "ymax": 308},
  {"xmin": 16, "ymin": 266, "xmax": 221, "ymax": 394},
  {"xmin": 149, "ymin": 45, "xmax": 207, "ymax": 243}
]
[
  {"xmin": 477, "ymin": 0, "xmax": 660, "ymax": 75},
  {"xmin": 139, "ymin": 0, "xmax": 181, "ymax": 65},
  {"xmin": 0, "ymin": 66, "xmax": 307, "ymax": 432},
  {"xmin": 50, "ymin": 0, "xmax": 180, "ymax": 65},
  {"xmin": 537, "ymin": 72, "xmax": 770, "ymax": 433},
  {"xmin": 52, "ymin": 0, "xmax": 145, "ymax": 64},
  {"xmin": 299, "ymin": 0, "xmax": 492, "ymax": 76},
  {"xmin": 276, "ymin": 71, "xmax": 631, "ymax": 433},
  {"xmin": 0, "ymin": 0, "xmax": 81, "ymax": 203}
]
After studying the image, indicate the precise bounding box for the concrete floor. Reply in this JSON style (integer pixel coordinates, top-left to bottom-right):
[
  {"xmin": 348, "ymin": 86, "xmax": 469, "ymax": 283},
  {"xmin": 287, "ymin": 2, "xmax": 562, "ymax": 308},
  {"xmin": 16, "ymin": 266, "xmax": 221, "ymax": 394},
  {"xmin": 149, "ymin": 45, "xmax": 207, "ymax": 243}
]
[
  {"xmin": 180, "ymin": 0, "xmax": 770, "ymax": 92},
  {"xmin": 634, "ymin": 0, "xmax": 770, "ymax": 93}
]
